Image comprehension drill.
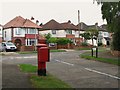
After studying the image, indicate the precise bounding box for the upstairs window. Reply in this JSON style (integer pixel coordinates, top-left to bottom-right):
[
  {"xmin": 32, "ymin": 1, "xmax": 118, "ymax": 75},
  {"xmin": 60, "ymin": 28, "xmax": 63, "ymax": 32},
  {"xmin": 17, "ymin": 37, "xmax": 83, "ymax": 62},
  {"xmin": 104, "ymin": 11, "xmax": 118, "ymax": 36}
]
[
  {"xmin": 52, "ymin": 30, "xmax": 56, "ymax": 34},
  {"xmin": 16, "ymin": 28, "xmax": 21, "ymax": 35},
  {"xmin": 28, "ymin": 29, "xmax": 36, "ymax": 34},
  {"xmin": 66, "ymin": 30, "xmax": 72, "ymax": 34}
]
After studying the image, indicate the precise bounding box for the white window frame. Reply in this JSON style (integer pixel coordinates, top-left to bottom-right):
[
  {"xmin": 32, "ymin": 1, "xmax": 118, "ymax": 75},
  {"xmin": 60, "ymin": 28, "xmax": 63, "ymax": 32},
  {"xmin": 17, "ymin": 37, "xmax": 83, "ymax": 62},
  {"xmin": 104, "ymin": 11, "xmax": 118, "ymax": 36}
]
[
  {"xmin": 28, "ymin": 29, "xmax": 36, "ymax": 34},
  {"xmin": 66, "ymin": 30, "xmax": 72, "ymax": 34},
  {"xmin": 25, "ymin": 39, "xmax": 37, "ymax": 46},
  {"xmin": 16, "ymin": 28, "xmax": 21, "ymax": 35},
  {"xmin": 52, "ymin": 30, "xmax": 56, "ymax": 34}
]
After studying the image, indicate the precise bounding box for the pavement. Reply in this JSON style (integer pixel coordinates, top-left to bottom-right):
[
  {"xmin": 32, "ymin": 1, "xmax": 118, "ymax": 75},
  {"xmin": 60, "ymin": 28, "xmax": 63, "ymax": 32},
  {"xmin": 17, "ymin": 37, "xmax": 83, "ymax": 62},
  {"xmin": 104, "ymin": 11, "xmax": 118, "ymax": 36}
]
[
  {"xmin": 2, "ymin": 64, "xmax": 33, "ymax": 88},
  {"xmin": 1, "ymin": 50, "xmax": 120, "ymax": 89}
]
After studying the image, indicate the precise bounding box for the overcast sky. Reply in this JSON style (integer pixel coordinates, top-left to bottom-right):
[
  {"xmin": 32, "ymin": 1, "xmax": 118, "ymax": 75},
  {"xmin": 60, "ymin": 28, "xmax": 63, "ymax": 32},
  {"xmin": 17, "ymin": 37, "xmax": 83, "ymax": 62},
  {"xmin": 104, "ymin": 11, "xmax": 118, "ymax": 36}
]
[{"xmin": 1, "ymin": 0, "xmax": 107, "ymax": 26}]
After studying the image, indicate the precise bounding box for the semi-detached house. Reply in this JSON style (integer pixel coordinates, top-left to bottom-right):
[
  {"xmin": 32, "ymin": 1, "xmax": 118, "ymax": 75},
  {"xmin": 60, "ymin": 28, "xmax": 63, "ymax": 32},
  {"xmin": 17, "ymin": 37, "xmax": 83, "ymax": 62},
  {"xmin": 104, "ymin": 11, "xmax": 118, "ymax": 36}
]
[
  {"xmin": 76, "ymin": 23, "xmax": 110, "ymax": 46},
  {"xmin": 40, "ymin": 20, "xmax": 110, "ymax": 46},
  {"xmin": 40, "ymin": 19, "xmax": 83, "ymax": 45},
  {"xmin": 3, "ymin": 16, "xmax": 42, "ymax": 51}
]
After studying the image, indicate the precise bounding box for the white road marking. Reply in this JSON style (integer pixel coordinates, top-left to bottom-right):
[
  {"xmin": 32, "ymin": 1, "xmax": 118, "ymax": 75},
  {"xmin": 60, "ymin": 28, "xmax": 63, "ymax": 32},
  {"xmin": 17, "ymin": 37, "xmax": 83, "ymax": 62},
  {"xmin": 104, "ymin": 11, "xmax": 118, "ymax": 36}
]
[
  {"xmin": 85, "ymin": 68, "xmax": 120, "ymax": 80},
  {"xmin": 54, "ymin": 59, "xmax": 120, "ymax": 80},
  {"xmin": 55, "ymin": 59, "xmax": 74, "ymax": 66},
  {"xmin": 11, "ymin": 56, "xmax": 37, "ymax": 59}
]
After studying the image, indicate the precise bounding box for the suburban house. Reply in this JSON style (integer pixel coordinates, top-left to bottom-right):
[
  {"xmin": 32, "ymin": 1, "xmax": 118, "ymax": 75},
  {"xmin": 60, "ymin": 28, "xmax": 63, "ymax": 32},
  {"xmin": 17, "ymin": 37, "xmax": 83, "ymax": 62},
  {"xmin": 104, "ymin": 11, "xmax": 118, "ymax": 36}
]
[
  {"xmin": 40, "ymin": 19, "xmax": 83, "ymax": 46},
  {"xmin": 99, "ymin": 24, "xmax": 110, "ymax": 46},
  {"xmin": 77, "ymin": 23, "xmax": 110, "ymax": 46},
  {"xmin": 0, "ymin": 24, "xmax": 3, "ymax": 43},
  {"xmin": 40, "ymin": 19, "xmax": 110, "ymax": 47},
  {"xmin": 3, "ymin": 16, "xmax": 42, "ymax": 51}
]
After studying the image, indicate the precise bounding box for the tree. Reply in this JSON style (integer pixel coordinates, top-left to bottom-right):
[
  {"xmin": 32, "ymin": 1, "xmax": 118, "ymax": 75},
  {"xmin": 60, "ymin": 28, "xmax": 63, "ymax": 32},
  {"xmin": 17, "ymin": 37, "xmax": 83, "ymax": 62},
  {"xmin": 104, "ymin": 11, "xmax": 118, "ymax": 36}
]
[
  {"xmin": 86, "ymin": 28, "xmax": 99, "ymax": 46},
  {"xmin": 44, "ymin": 33, "xmax": 52, "ymax": 44},
  {"xmin": 95, "ymin": 1, "xmax": 120, "ymax": 51},
  {"xmin": 80, "ymin": 33, "xmax": 91, "ymax": 43}
]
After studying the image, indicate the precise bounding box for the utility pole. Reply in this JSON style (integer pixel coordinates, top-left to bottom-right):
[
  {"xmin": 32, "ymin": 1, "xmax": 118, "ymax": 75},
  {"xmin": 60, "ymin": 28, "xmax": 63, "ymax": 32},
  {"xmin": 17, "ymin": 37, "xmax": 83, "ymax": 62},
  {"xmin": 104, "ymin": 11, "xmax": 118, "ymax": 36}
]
[
  {"xmin": 78, "ymin": 10, "xmax": 80, "ymax": 46},
  {"xmin": 96, "ymin": 23, "xmax": 98, "ymax": 58}
]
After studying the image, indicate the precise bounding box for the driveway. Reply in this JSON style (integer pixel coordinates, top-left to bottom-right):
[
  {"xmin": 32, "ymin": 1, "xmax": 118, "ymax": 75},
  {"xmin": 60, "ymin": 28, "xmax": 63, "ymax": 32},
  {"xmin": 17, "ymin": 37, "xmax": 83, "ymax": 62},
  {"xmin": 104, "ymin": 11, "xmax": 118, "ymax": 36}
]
[{"xmin": 1, "ymin": 50, "xmax": 120, "ymax": 88}]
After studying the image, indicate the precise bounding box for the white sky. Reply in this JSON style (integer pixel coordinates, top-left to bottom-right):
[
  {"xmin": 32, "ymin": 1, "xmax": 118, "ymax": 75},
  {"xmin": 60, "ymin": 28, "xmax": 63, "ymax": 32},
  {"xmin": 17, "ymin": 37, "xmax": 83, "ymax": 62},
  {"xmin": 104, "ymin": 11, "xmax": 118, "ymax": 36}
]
[{"xmin": 1, "ymin": 0, "xmax": 107, "ymax": 26}]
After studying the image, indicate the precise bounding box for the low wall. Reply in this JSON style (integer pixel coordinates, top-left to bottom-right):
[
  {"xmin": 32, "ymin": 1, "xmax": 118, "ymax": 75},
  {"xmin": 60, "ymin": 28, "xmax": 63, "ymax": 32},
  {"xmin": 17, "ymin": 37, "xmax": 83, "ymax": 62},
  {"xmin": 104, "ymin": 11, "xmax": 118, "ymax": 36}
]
[
  {"xmin": 111, "ymin": 50, "xmax": 120, "ymax": 57},
  {"xmin": 19, "ymin": 45, "xmax": 35, "ymax": 51}
]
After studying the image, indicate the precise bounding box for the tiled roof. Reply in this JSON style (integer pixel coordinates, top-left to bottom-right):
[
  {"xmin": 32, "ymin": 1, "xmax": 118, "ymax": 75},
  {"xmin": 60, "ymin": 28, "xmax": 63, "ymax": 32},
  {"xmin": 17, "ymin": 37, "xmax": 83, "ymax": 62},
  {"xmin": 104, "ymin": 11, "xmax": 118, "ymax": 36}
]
[
  {"xmin": 41, "ymin": 19, "xmax": 63, "ymax": 30},
  {"xmin": 76, "ymin": 22, "xmax": 88, "ymax": 31},
  {"xmin": 0, "ymin": 24, "xmax": 3, "ymax": 27},
  {"xmin": 100, "ymin": 24, "xmax": 108, "ymax": 31},
  {"xmin": 87, "ymin": 25, "xmax": 102, "ymax": 30},
  {"xmin": 76, "ymin": 22, "xmax": 107, "ymax": 31},
  {"xmin": 3, "ymin": 16, "xmax": 42, "ymax": 29},
  {"xmin": 61, "ymin": 22, "xmax": 78, "ymax": 30}
]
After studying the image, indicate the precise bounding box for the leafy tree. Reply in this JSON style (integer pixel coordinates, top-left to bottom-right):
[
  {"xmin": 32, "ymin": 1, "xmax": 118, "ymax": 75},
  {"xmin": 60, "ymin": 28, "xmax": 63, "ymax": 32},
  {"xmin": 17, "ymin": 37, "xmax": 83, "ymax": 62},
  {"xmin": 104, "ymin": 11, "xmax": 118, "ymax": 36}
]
[
  {"xmin": 86, "ymin": 28, "xmax": 99, "ymax": 46},
  {"xmin": 80, "ymin": 28, "xmax": 98, "ymax": 46},
  {"xmin": 80, "ymin": 33, "xmax": 91, "ymax": 43},
  {"xmin": 95, "ymin": 1, "xmax": 120, "ymax": 51},
  {"xmin": 48, "ymin": 37, "xmax": 57, "ymax": 43},
  {"xmin": 44, "ymin": 33, "xmax": 52, "ymax": 44}
]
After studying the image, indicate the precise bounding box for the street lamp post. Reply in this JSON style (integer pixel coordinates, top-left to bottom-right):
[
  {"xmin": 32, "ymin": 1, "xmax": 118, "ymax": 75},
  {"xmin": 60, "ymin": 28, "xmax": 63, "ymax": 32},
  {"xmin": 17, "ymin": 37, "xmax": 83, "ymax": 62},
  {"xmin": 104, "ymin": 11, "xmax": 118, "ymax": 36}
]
[
  {"xmin": 34, "ymin": 20, "xmax": 39, "ymax": 51},
  {"xmin": 96, "ymin": 23, "xmax": 98, "ymax": 58},
  {"xmin": 78, "ymin": 10, "xmax": 81, "ymax": 46}
]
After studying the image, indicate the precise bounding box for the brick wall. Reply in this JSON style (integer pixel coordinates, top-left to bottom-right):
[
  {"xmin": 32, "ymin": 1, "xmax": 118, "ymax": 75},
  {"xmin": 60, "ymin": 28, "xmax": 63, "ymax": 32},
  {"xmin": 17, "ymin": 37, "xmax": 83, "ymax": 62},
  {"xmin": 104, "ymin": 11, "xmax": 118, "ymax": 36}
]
[
  {"xmin": 0, "ymin": 37, "xmax": 2, "ymax": 43},
  {"xmin": 111, "ymin": 50, "xmax": 120, "ymax": 57}
]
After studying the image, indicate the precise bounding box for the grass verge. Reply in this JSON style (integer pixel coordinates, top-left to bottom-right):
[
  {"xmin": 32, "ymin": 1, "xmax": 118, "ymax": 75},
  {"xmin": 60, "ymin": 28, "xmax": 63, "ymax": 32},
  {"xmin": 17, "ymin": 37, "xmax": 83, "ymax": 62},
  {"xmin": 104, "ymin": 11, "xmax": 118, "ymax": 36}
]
[
  {"xmin": 76, "ymin": 47, "xmax": 91, "ymax": 50},
  {"xmin": 17, "ymin": 49, "xmax": 66, "ymax": 54},
  {"xmin": 50, "ymin": 49, "xmax": 66, "ymax": 52},
  {"xmin": 81, "ymin": 55, "xmax": 120, "ymax": 66},
  {"xmin": 19, "ymin": 64, "xmax": 72, "ymax": 88},
  {"xmin": 19, "ymin": 64, "xmax": 37, "ymax": 73}
]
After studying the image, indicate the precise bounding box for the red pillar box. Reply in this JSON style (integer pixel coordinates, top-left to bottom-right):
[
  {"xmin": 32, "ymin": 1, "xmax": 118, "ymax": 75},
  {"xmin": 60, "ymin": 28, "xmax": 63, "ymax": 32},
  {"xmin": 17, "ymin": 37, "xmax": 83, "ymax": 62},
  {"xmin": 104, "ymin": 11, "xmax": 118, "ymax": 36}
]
[{"xmin": 36, "ymin": 44, "xmax": 50, "ymax": 76}]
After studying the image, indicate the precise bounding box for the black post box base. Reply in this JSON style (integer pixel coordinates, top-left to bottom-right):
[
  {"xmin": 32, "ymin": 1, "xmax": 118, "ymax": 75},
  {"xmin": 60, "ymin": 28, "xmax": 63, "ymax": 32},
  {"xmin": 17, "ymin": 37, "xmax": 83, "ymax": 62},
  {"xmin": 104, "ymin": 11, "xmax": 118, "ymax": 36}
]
[{"xmin": 38, "ymin": 69, "xmax": 46, "ymax": 76}]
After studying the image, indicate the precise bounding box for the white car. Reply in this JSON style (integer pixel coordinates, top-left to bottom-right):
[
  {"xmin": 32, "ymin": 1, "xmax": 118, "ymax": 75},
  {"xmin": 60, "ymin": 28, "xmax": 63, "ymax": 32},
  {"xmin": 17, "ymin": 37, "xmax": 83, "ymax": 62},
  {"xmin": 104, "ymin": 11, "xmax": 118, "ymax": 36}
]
[{"xmin": 2, "ymin": 42, "xmax": 17, "ymax": 52}]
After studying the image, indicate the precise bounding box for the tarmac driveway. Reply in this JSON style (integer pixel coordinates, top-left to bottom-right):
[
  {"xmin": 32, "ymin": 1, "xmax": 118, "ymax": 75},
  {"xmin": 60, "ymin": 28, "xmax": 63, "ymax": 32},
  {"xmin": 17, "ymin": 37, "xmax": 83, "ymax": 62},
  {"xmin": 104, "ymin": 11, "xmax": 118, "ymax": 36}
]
[{"xmin": 1, "ymin": 50, "xmax": 120, "ymax": 88}]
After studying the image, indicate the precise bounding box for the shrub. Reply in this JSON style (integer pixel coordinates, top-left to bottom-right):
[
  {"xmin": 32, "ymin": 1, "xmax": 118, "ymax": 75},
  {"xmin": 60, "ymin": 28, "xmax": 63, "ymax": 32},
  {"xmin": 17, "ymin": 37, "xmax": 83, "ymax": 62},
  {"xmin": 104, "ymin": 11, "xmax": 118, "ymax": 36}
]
[
  {"xmin": 112, "ymin": 32, "xmax": 120, "ymax": 51},
  {"xmin": 98, "ymin": 42, "xmax": 103, "ymax": 46},
  {"xmin": 48, "ymin": 37, "xmax": 57, "ymax": 43},
  {"xmin": 57, "ymin": 38, "xmax": 72, "ymax": 45},
  {"xmin": 81, "ymin": 42, "xmax": 88, "ymax": 46}
]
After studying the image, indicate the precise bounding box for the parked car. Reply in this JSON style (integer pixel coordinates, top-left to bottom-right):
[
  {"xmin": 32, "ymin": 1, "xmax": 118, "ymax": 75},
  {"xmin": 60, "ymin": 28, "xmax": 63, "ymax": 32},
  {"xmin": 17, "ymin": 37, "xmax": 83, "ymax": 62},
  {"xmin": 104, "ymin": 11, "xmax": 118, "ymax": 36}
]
[{"xmin": 2, "ymin": 42, "xmax": 17, "ymax": 52}]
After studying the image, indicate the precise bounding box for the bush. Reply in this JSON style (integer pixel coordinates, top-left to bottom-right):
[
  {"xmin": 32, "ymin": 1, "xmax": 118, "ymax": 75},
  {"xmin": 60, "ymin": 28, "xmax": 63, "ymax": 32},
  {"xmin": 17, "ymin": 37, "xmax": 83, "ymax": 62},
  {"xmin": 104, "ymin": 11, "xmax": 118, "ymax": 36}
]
[
  {"xmin": 48, "ymin": 37, "xmax": 57, "ymax": 43},
  {"xmin": 112, "ymin": 32, "xmax": 120, "ymax": 51},
  {"xmin": 57, "ymin": 38, "xmax": 72, "ymax": 45},
  {"xmin": 98, "ymin": 42, "xmax": 103, "ymax": 46},
  {"xmin": 80, "ymin": 42, "xmax": 88, "ymax": 46}
]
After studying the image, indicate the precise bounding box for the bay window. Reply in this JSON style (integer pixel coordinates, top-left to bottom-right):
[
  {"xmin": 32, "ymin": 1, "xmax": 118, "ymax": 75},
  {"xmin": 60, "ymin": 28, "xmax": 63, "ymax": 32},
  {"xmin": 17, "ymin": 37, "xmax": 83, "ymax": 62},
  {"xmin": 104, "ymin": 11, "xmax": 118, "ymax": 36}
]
[{"xmin": 26, "ymin": 39, "xmax": 37, "ymax": 46}]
